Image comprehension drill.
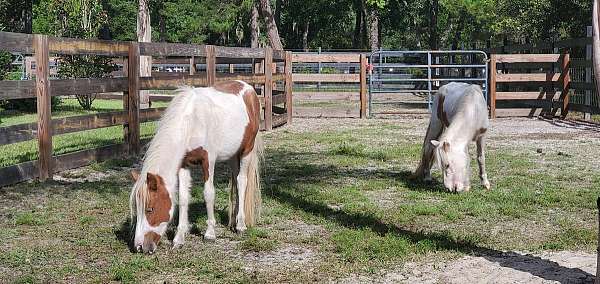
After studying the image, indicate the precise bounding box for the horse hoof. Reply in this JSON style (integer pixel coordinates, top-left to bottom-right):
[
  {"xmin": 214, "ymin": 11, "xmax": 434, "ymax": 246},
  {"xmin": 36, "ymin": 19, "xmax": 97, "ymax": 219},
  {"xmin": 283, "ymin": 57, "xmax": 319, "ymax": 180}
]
[
  {"xmin": 483, "ymin": 182, "xmax": 491, "ymax": 190},
  {"xmin": 204, "ymin": 233, "xmax": 216, "ymax": 242},
  {"xmin": 236, "ymin": 226, "xmax": 247, "ymax": 234},
  {"xmin": 172, "ymin": 242, "xmax": 184, "ymax": 250}
]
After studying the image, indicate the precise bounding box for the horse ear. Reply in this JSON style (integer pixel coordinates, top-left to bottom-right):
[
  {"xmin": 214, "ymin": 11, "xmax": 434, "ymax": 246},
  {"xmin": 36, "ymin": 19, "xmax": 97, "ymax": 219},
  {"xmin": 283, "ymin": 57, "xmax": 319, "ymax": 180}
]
[
  {"xmin": 430, "ymin": 140, "xmax": 441, "ymax": 147},
  {"xmin": 442, "ymin": 141, "xmax": 450, "ymax": 152},
  {"xmin": 146, "ymin": 173, "xmax": 159, "ymax": 191},
  {"xmin": 131, "ymin": 170, "xmax": 140, "ymax": 181}
]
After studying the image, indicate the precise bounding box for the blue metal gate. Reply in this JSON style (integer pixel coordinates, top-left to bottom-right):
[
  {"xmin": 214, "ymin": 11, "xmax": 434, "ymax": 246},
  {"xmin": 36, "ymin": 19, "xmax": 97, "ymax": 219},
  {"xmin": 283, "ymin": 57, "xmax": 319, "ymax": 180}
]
[{"xmin": 368, "ymin": 50, "xmax": 488, "ymax": 117}]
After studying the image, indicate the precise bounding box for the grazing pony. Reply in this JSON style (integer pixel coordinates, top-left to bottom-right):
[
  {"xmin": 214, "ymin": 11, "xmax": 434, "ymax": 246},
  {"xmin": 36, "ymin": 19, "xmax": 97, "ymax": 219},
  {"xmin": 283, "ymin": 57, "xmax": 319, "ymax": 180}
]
[
  {"xmin": 129, "ymin": 80, "xmax": 263, "ymax": 254},
  {"xmin": 414, "ymin": 82, "xmax": 491, "ymax": 192}
]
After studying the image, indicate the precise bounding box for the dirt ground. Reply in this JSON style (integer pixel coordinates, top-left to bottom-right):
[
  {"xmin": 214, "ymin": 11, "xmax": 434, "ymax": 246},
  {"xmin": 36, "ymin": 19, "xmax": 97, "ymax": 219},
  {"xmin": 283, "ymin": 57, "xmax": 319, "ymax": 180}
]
[{"xmin": 1, "ymin": 115, "xmax": 599, "ymax": 283}]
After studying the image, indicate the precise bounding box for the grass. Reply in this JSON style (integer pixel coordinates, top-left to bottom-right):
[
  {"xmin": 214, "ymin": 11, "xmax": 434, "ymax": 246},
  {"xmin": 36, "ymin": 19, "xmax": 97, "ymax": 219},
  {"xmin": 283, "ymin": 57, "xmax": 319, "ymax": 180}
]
[
  {"xmin": 0, "ymin": 98, "xmax": 170, "ymax": 167},
  {"xmin": 0, "ymin": 117, "xmax": 598, "ymax": 282}
]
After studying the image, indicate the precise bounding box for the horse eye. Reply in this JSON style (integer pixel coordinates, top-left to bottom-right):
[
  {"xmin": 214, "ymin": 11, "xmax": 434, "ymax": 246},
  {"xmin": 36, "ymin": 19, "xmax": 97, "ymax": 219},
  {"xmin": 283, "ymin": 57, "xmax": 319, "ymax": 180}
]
[
  {"xmin": 445, "ymin": 165, "xmax": 450, "ymax": 170},
  {"xmin": 146, "ymin": 207, "xmax": 154, "ymax": 213}
]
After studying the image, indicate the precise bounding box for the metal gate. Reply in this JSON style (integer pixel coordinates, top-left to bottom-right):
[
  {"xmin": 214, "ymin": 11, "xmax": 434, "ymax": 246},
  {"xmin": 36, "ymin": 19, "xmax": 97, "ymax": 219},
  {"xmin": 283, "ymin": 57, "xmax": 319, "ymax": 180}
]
[{"xmin": 368, "ymin": 50, "xmax": 488, "ymax": 117}]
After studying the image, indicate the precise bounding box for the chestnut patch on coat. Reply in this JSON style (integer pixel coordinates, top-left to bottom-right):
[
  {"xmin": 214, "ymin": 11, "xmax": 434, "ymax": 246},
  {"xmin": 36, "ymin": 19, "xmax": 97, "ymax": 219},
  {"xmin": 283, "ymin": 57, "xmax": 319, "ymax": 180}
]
[
  {"xmin": 239, "ymin": 87, "xmax": 260, "ymax": 157},
  {"xmin": 473, "ymin": 128, "xmax": 488, "ymax": 141},
  {"xmin": 144, "ymin": 173, "xmax": 171, "ymax": 226},
  {"xmin": 437, "ymin": 94, "xmax": 450, "ymax": 128},
  {"xmin": 144, "ymin": 231, "xmax": 161, "ymax": 248},
  {"xmin": 214, "ymin": 80, "xmax": 245, "ymax": 95},
  {"xmin": 182, "ymin": 147, "xmax": 210, "ymax": 182}
]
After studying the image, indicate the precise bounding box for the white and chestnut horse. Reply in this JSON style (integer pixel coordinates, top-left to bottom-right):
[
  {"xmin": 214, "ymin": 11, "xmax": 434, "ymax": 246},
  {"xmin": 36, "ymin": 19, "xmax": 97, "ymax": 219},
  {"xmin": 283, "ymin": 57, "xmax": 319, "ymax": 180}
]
[
  {"xmin": 129, "ymin": 80, "xmax": 263, "ymax": 254},
  {"xmin": 414, "ymin": 82, "xmax": 491, "ymax": 192}
]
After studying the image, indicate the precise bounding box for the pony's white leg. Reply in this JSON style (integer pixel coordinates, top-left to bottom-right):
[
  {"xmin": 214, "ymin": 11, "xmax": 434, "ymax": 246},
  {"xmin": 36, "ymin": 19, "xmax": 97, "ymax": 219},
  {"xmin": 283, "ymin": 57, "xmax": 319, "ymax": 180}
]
[
  {"xmin": 204, "ymin": 160, "xmax": 217, "ymax": 240},
  {"xmin": 476, "ymin": 135, "xmax": 491, "ymax": 190},
  {"xmin": 173, "ymin": 168, "xmax": 192, "ymax": 248},
  {"xmin": 415, "ymin": 119, "xmax": 443, "ymax": 181},
  {"xmin": 235, "ymin": 155, "xmax": 251, "ymax": 233}
]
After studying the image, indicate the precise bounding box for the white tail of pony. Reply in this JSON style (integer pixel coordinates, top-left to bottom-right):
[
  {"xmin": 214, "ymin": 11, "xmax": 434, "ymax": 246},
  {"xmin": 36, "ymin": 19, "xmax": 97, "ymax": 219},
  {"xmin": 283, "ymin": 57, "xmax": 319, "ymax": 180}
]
[{"xmin": 228, "ymin": 133, "xmax": 264, "ymax": 228}]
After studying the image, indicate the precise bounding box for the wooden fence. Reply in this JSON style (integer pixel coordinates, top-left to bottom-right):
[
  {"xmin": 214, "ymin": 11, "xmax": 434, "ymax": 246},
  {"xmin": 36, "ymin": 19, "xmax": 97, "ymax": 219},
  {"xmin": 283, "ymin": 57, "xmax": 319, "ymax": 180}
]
[
  {"xmin": 292, "ymin": 53, "xmax": 368, "ymax": 118},
  {"xmin": 487, "ymin": 29, "xmax": 599, "ymax": 118},
  {"xmin": 489, "ymin": 52, "xmax": 571, "ymax": 118},
  {"xmin": 0, "ymin": 31, "xmax": 292, "ymax": 187}
]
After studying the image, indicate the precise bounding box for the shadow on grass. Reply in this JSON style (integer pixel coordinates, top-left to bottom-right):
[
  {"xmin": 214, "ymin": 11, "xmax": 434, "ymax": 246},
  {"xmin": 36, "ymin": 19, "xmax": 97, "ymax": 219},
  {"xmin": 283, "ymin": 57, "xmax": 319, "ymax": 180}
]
[{"xmin": 263, "ymin": 148, "xmax": 595, "ymax": 283}]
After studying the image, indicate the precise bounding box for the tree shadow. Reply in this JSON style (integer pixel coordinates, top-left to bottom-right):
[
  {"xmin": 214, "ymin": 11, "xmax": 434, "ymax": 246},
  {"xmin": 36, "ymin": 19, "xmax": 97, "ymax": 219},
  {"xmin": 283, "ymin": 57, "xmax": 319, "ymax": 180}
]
[{"xmin": 263, "ymin": 148, "xmax": 596, "ymax": 283}]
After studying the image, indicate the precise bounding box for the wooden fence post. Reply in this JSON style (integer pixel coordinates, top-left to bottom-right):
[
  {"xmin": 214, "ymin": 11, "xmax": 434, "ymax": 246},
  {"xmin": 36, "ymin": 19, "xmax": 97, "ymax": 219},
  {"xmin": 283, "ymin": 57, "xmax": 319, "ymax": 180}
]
[
  {"xmin": 560, "ymin": 51, "xmax": 571, "ymax": 118},
  {"xmin": 284, "ymin": 51, "xmax": 293, "ymax": 124},
  {"xmin": 264, "ymin": 48, "xmax": 273, "ymax": 131},
  {"xmin": 189, "ymin": 56, "xmax": 196, "ymax": 75},
  {"xmin": 205, "ymin": 45, "xmax": 216, "ymax": 86},
  {"xmin": 360, "ymin": 54, "xmax": 368, "ymax": 118},
  {"xmin": 126, "ymin": 42, "xmax": 140, "ymax": 155},
  {"xmin": 34, "ymin": 34, "xmax": 52, "ymax": 181},
  {"xmin": 585, "ymin": 26, "xmax": 593, "ymax": 121},
  {"xmin": 489, "ymin": 54, "xmax": 497, "ymax": 119}
]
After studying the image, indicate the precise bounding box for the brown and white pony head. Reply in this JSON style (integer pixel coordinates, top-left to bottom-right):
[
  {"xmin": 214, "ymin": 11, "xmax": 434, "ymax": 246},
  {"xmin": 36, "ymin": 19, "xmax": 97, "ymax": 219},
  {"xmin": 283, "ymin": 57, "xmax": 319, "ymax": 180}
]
[
  {"xmin": 129, "ymin": 170, "xmax": 174, "ymax": 254},
  {"xmin": 431, "ymin": 140, "xmax": 471, "ymax": 192}
]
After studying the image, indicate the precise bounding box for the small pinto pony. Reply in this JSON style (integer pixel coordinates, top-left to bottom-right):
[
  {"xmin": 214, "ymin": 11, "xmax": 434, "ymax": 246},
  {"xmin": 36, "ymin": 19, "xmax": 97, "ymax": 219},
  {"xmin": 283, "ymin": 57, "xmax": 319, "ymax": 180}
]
[
  {"xmin": 414, "ymin": 82, "xmax": 491, "ymax": 192},
  {"xmin": 129, "ymin": 80, "xmax": 263, "ymax": 254}
]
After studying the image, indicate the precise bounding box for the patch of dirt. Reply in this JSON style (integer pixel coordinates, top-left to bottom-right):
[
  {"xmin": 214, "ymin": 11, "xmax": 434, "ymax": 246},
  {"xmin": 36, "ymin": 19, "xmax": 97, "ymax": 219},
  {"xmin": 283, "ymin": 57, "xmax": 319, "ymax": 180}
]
[
  {"xmin": 339, "ymin": 251, "xmax": 596, "ymax": 284},
  {"xmin": 242, "ymin": 245, "xmax": 316, "ymax": 272}
]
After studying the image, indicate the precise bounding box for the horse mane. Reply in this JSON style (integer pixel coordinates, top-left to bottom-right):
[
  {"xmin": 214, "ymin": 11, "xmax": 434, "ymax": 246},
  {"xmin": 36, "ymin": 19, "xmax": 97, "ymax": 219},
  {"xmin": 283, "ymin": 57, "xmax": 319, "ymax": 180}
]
[{"xmin": 129, "ymin": 86, "xmax": 198, "ymax": 220}]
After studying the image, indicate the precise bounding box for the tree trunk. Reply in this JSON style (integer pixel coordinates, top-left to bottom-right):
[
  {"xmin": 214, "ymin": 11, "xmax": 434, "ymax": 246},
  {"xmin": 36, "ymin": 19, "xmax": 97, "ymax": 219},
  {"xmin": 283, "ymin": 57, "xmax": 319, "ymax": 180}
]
[
  {"xmin": 275, "ymin": 0, "xmax": 282, "ymax": 28},
  {"xmin": 302, "ymin": 21, "xmax": 309, "ymax": 51},
  {"xmin": 366, "ymin": 6, "xmax": 379, "ymax": 51},
  {"xmin": 352, "ymin": 0, "xmax": 363, "ymax": 49},
  {"xmin": 257, "ymin": 0, "xmax": 284, "ymax": 50},
  {"xmin": 137, "ymin": 0, "xmax": 151, "ymax": 109},
  {"xmin": 250, "ymin": 3, "xmax": 260, "ymax": 48},
  {"xmin": 24, "ymin": 0, "xmax": 32, "ymax": 33},
  {"xmin": 429, "ymin": 0, "xmax": 438, "ymax": 50},
  {"xmin": 593, "ymin": 3, "xmax": 600, "ymax": 284}
]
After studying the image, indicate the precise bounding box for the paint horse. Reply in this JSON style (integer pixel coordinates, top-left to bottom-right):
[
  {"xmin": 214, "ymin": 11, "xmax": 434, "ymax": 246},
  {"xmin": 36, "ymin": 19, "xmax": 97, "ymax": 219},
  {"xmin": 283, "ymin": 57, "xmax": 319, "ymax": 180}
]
[
  {"xmin": 129, "ymin": 80, "xmax": 263, "ymax": 254},
  {"xmin": 414, "ymin": 82, "xmax": 491, "ymax": 192}
]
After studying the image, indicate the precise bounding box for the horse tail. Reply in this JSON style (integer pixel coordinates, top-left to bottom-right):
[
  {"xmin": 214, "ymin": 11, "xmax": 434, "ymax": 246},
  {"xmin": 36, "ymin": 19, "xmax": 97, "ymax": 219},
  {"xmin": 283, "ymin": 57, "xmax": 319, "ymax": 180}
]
[
  {"xmin": 228, "ymin": 133, "xmax": 264, "ymax": 229},
  {"xmin": 243, "ymin": 133, "xmax": 263, "ymax": 227}
]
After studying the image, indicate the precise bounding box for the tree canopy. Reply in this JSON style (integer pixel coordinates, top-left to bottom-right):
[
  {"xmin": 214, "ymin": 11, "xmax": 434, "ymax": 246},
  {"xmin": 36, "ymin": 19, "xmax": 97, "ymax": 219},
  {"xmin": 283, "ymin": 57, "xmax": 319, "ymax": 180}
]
[{"xmin": 0, "ymin": 0, "xmax": 594, "ymax": 50}]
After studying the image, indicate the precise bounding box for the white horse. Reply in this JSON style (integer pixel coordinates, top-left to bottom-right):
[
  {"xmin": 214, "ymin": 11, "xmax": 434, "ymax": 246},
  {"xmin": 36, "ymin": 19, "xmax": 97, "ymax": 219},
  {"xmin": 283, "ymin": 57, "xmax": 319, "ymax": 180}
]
[
  {"xmin": 129, "ymin": 80, "xmax": 263, "ymax": 254},
  {"xmin": 414, "ymin": 82, "xmax": 491, "ymax": 192}
]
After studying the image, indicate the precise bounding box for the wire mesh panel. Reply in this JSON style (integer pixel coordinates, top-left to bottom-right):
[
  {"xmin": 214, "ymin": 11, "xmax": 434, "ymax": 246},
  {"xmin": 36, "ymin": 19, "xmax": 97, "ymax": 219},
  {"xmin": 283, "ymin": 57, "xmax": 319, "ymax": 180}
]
[{"xmin": 368, "ymin": 50, "xmax": 488, "ymax": 117}]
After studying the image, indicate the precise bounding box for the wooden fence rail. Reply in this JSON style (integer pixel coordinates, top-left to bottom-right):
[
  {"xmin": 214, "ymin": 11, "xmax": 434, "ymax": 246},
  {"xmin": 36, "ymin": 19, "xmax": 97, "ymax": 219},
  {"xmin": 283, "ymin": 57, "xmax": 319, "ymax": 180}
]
[
  {"xmin": 292, "ymin": 53, "xmax": 368, "ymax": 118},
  {"xmin": 0, "ymin": 31, "xmax": 292, "ymax": 187}
]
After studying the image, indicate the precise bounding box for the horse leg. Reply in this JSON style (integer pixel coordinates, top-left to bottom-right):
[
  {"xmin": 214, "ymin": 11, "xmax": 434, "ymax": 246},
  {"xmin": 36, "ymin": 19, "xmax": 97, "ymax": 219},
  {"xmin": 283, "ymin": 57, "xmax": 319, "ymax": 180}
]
[
  {"xmin": 173, "ymin": 168, "xmax": 192, "ymax": 248},
  {"xmin": 415, "ymin": 120, "xmax": 443, "ymax": 181},
  {"xmin": 476, "ymin": 135, "xmax": 491, "ymax": 190},
  {"xmin": 203, "ymin": 159, "xmax": 217, "ymax": 240},
  {"xmin": 234, "ymin": 155, "xmax": 251, "ymax": 233}
]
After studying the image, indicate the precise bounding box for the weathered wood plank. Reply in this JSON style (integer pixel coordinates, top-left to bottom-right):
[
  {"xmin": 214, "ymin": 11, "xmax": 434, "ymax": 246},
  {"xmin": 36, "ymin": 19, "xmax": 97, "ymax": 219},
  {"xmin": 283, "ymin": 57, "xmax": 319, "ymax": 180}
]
[
  {"xmin": 0, "ymin": 161, "xmax": 38, "ymax": 187},
  {"xmin": 359, "ymin": 54, "xmax": 367, "ymax": 118},
  {"xmin": 272, "ymin": 113, "xmax": 287, "ymax": 128},
  {"xmin": 294, "ymin": 92, "xmax": 360, "ymax": 101},
  {"xmin": 292, "ymin": 53, "xmax": 361, "ymax": 63},
  {"xmin": 140, "ymin": 42, "xmax": 207, "ymax": 57},
  {"xmin": 127, "ymin": 42, "xmax": 140, "ymax": 155},
  {"xmin": 52, "ymin": 78, "xmax": 128, "ymax": 95},
  {"xmin": 264, "ymin": 48, "xmax": 273, "ymax": 131},
  {"xmin": 52, "ymin": 143, "xmax": 128, "ymax": 173},
  {"xmin": 284, "ymin": 51, "xmax": 293, "ymax": 123},
  {"xmin": 496, "ymin": 91, "xmax": 559, "ymax": 100},
  {"xmin": 0, "ymin": 31, "xmax": 34, "ymax": 53},
  {"xmin": 205, "ymin": 45, "xmax": 216, "ymax": 86},
  {"xmin": 48, "ymin": 37, "xmax": 129, "ymax": 56},
  {"xmin": 0, "ymin": 80, "xmax": 35, "ymax": 99},
  {"xmin": 259, "ymin": 93, "xmax": 286, "ymax": 106},
  {"xmin": 34, "ymin": 34, "xmax": 52, "ymax": 181},
  {"xmin": 490, "ymin": 54, "xmax": 497, "ymax": 118},
  {"xmin": 495, "ymin": 54, "xmax": 561, "ymax": 63},
  {"xmin": 496, "ymin": 73, "xmax": 561, "ymax": 83},
  {"xmin": 292, "ymin": 73, "xmax": 360, "ymax": 83}
]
